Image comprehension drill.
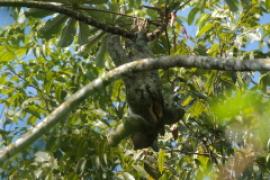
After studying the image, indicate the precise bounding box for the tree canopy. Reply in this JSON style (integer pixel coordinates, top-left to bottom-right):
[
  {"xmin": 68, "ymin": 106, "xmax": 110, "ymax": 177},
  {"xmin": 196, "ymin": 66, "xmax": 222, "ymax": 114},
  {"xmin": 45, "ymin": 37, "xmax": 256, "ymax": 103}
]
[{"xmin": 0, "ymin": 0, "xmax": 270, "ymax": 179}]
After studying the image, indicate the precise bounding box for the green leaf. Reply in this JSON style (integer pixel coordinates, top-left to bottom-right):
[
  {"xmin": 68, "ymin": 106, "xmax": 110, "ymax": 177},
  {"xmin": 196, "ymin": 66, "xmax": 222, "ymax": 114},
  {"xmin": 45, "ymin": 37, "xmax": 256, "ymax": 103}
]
[
  {"xmin": 120, "ymin": 172, "xmax": 135, "ymax": 180},
  {"xmin": 205, "ymin": 71, "xmax": 216, "ymax": 95},
  {"xmin": 132, "ymin": 165, "xmax": 149, "ymax": 177},
  {"xmin": 39, "ymin": 15, "xmax": 67, "ymax": 39},
  {"xmin": 189, "ymin": 100, "xmax": 205, "ymax": 118},
  {"xmin": 188, "ymin": 7, "xmax": 199, "ymax": 25},
  {"xmin": 211, "ymin": 91, "xmax": 260, "ymax": 120},
  {"xmin": 0, "ymin": 46, "xmax": 16, "ymax": 62},
  {"xmin": 266, "ymin": 0, "xmax": 270, "ymax": 9},
  {"xmin": 182, "ymin": 96, "xmax": 193, "ymax": 106},
  {"xmin": 158, "ymin": 149, "xmax": 165, "ymax": 173},
  {"xmin": 196, "ymin": 13, "xmax": 210, "ymax": 27},
  {"xmin": 87, "ymin": 0, "xmax": 108, "ymax": 4},
  {"xmin": 207, "ymin": 43, "xmax": 219, "ymax": 56},
  {"xmin": 0, "ymin": 45, "xmax": 27, "ymax": 63},
  {"xmin": 196, "ymin": 23, "xmax": 214, "ymax": 37},
  {"xmin": 55, "ymin": 86, "xmax": 67, "ymax": 102},
  {"xmin": 25, "ymin": 105, "xmax": 41, "ymax": 119},
  {"xmin": 34, "ymin": 151, "xmax": 51, "ymax": 163},
  {"xmin": 78, "ymin": 31, "xmax": 105, "ymax": 56},
  {"xmin": 58, "ymin": 18, "xmax": 77, "ymax": 47},
  {"xmin": 225, "ymin": 0, "xmax": 239, "ymax": 12},
  {"xmin": 78, "ymin": 22, "xmax": 96, "ymax": 45},
  {"xmin": 259, "ymin": 72, "xmax": 270, "ymax": 91},
  {"xmin": 16, "ymin": 47, "xmax": 28, "ymax": 57},
  {"xmin": 25, "ymin": 8, "xmax": 53, "ymax": 18},
  {"xmin": 95, "ymin": 36, "xmax": 108, "ymax": 67}
]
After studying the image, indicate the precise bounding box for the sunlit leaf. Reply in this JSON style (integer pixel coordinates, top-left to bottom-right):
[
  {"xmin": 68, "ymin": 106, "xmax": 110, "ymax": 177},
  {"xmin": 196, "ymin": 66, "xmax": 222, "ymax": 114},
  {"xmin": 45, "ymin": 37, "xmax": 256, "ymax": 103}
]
[
  {"xmin": 196, "ymin": 23, "xmax": 214, "ymax": 37},
  {"xmin": 182, "ymin": 96, "xmax": 193, "ymax": 106},
  {"xmin": 0, "ymin": 46, "xmax": 16, "ymax": 62},
  {"xmin": 189, "ymin": 100, "xmax": 205, "ymax": 117},
  {"xmin": 196, "ymin": 13, "xmax": 210, "ymax": 27},
  {"xmin": 0, "ymin": 45, "xmax": 27, "ymax": 63},
  {"xmin": 266, "ymin": 0, "xmax": 270, "ymax": 9},
  {"xmin": 210, "ymin": 90, "xmax": 260, "ymax": 121},
  {"xmin": 188, "ymin": 7, "xmax": 199, "ymax": 25},
  {"xmin": 34, "ymin": 151, "xmax": 51, "ymax": 163},
  {"xmin": 207, "ymin": 43, "xmax": 219, "ymax": 56},
  {"xmin": 158, "ymin": 149, "xmax": 165, "ymax": 173},
  {"xmin": 133, "ymin": 165, "xmax": 149, "ymax": 177},
  {"xmin": 119, "ymin": 172, "xmax": 136, "ymax": 180}
]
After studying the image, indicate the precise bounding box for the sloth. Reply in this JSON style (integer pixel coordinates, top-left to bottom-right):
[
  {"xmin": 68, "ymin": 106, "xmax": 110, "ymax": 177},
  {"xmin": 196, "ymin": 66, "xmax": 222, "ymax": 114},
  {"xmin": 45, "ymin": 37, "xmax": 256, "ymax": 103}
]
[{"xmin": 107, "ymin": 33, "xmax": 185, "ymax": 149}]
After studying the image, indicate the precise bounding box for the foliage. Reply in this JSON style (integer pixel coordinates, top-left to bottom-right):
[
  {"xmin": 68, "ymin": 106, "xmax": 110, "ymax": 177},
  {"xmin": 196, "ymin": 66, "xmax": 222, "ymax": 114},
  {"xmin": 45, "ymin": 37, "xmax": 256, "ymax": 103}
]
[{"xmin": 0, "ymin": 0, "xmax": 270, "ymax": 179}]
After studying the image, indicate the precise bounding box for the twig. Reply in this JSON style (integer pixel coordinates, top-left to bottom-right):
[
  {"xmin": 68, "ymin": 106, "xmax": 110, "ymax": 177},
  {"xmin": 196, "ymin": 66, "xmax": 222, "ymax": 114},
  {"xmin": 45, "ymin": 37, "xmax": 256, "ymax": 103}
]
[{"xmin": 167, "ymin": 149, "xmax": 212, "ymax": 157}]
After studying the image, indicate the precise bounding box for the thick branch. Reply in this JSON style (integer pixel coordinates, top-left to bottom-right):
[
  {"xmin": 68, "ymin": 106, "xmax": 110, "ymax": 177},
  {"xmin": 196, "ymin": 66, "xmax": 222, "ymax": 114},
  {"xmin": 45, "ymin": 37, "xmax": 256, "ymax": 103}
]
[
  {"xmin": 140, "ymin": 55, "xmax": 270, "ymax": 71},
  {"xmin": 0, "ymin": 0, "xmax": 136, "ymax": 39},
  {"xmin": 0, "ymin": 55, "xmax": 270, "ymax": 162}
]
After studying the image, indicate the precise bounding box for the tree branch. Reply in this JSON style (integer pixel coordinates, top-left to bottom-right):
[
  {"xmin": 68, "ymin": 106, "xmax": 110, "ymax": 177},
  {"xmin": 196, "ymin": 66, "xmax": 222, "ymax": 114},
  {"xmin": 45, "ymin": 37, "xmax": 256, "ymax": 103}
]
[
  {"xmin": 166, "ymin": 150, "xmax": 214, "ymax": 157},
  {"xmin": 0, "ymin": 0, "xmax": 136, "ymax": 39},
  {"xmin": 0, "ymin": 55, "xmax": 270, "ymax": 162},
  {"xmin": 77, "ymin": 6, "xmax": 161, "ymax": 27}
]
